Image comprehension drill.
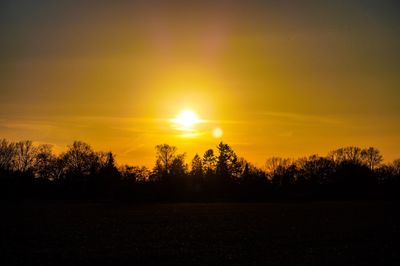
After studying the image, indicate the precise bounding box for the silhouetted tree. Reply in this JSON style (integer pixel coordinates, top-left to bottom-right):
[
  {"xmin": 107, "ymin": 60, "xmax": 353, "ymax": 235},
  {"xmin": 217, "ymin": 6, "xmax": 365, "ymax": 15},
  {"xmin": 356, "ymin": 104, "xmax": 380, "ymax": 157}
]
[
  {"xmin": 154, "ymin": 144, "xmax": 177, "ymax": 178},
  {"xmin": 191, "ymin": 154, "xmax": 203, "ymax": 178},
  {"xmin": 14, "ymin": 140, "xmax": 37, "ymax": 173},
  {"xmin": 393, "ymin": 159, "xmax": 400, "ymax": 176},
  {"xmin": 98, "ymin": 152, "xmax": 119, "ymax": 178},
  {"xmin": 388, "ymin": 159, "xmax": 400, "ymax": 188},
  {"xmin": 61, "ymin": 141, "xmax": 98, "ymax": 178},
  {"xmin": 170, "ymin": 153, "xmax": 187, "ymax": 178},
  {"xmin": 203, "ymin": 149, "xmax": 216, "ymax": 176},
  {"xmin": 240, "ymin": 159, "xmax": 267, "ymax": 184},
  {"xmin": 0, "ymin": 139, "xmax": 16, "ymax": 172},
  {"xmin": 96, "ymin": 152, "xmax": 121, "ymax": 198},
  {"xmin": 216, "ymin": 142, "xmax": 241, "ymax": 181},
  {"xmin": 0, "ymin": 137, "xmax": 398, "ymax": 201},
  {"xmin": 120, "ymin": 165, "xmax": 150, "ymax": 183},
  {"xmin": 331, "ymin": 160, "xmax": 375, "ymax": 196},
  {"xmin": 265, "ymin": 157, "xmax": 293, "ymax": 181},
  {"xmin": 297, "ymin": 155, "xmax": 335, "ymax": 185},
  {"xmin": 361, "ymin": 147, "xmax": 383, "ymax": 170},
  {"xmin": 376, "ymin": 164, "xmax": 394, "ymax": 184},
  {"xmin": 271, "ymin": 164, "xmax": 297, "ymax": 187},
  {"xmin": 152, "ymin": 144, "xmax": 188, "ymax": 190},
  {"xmin": 328, "ymin": 146, "xmax": 363, "ymax": 165},
  {"xmin": 33, "ymin": 144, "xmax": 56, "ymax": 180}
]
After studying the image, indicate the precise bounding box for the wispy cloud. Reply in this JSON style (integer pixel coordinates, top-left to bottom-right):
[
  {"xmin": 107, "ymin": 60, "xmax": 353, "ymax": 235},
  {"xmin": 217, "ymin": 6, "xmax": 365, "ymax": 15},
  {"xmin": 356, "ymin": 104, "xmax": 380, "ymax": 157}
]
[{"xmin": 254, "ymin": 111, "xmax": 343, "ymax": 126}]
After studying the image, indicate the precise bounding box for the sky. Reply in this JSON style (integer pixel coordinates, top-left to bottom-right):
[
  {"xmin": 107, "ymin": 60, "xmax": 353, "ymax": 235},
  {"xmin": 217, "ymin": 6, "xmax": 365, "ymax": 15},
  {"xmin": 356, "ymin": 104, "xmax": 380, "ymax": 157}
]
[{"xmin": 0, "ymin": 0, "xmax": 399, "ymax": 167}]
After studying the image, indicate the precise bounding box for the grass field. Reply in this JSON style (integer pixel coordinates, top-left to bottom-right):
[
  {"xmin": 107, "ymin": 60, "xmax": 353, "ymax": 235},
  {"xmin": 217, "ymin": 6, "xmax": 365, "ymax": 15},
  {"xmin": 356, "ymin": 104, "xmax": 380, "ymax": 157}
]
[{"xmin": 1, "ymin": 201, "xmax": 399, "ymax": 265}]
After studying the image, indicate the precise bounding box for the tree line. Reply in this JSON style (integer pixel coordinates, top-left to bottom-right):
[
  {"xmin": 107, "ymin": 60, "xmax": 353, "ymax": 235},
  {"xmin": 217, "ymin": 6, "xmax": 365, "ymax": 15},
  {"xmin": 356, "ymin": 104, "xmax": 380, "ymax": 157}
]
[{"xmin": 1, "ymin": 138, "xmax": 399, "ymax": 201}]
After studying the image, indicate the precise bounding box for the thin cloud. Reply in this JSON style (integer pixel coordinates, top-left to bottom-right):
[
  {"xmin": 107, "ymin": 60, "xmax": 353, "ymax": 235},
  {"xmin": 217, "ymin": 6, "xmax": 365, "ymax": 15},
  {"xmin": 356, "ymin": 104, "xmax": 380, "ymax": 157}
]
[{"xmin": 254, "ymin": 111, "xmax": 343, "ymax": 126}]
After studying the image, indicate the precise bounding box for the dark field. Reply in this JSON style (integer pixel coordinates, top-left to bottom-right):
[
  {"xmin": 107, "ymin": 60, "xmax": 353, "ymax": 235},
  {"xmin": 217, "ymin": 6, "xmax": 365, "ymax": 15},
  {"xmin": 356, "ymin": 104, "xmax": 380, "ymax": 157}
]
[{"xmin": 1, "ymin": 201, "xmax": 400, "ymax": 265}]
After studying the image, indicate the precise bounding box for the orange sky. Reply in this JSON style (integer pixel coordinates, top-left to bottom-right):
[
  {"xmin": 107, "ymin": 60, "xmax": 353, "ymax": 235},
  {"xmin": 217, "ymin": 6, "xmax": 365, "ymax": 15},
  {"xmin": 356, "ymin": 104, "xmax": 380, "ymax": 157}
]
[{"xmin": 0, "ymin": 1, "xmax": 399, "ymax": 167}]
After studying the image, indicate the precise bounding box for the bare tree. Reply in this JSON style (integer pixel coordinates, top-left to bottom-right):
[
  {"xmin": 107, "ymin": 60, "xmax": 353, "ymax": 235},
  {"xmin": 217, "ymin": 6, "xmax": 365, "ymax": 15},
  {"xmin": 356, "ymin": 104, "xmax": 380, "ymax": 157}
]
[
  {"xmin": 14, "ymin": 140, "xmax": 37, "ymax": 172},
  {"xmin": 120, "ymin": 165, "xmax": 150, "ymax": 183},
  {"xmin": 33, "ymin": 144, "xmax": 56, "ymax": 179},
  {"xmin": 265, "ymin": 157, "xmax": 292, "ymax": 176},
  {"xmin": 62, "ymin": 141, "xmax": 98, "ymax": 176},
  {"xmin": 297, "ymin": 155, "xmax": 335, "ymax": 184},
  {"xmin": 361, "ymin": 147, "xmax": 383, "ymax": 170},
  {"xmin": 265, "ymin": 157, "xmax": 296, "ymax": 186},
  {"xmin": 328, "ymin": 146, "xmax": 363, "ymax": 164},
  {"xmin": 392, "ymin": 159, "xmax": 400, "ymax": 176},
  {"xmin": 155, "ymin": 144, "xmax": 177, "ymax": 175},
  {"xmin": 0, "ymin": 139, "xmax": 16, "ymax": 171}
]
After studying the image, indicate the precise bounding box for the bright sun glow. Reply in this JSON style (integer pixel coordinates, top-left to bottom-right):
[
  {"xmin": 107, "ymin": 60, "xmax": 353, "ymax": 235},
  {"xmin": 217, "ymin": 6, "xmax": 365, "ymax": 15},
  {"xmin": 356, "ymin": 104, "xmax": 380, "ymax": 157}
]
[
  {"xmin": 172, "ymin": 109, "xmax": 200, "ymax": 130},
  {"xmin": 212, "ymin": 127, "xmax": 223, "ymax": 138}
]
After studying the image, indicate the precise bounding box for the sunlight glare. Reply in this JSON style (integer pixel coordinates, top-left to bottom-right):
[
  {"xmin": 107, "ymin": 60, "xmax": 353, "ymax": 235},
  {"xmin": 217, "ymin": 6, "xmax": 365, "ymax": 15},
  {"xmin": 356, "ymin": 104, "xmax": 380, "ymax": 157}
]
[
  {"xmin": 212, "ymin": 127, "xmax": 223, "ymax": 138},
  {"xmin": 172, "ymin": 109, "xmax": 200, "ymax": 130}
]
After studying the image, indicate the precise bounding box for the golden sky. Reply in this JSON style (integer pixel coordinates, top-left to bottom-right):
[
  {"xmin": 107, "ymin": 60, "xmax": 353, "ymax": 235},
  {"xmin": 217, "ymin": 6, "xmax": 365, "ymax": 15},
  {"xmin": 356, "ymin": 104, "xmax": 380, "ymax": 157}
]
[{"xmin": 1, "ymin": 1, "xmax": 399, "ymax": 166}]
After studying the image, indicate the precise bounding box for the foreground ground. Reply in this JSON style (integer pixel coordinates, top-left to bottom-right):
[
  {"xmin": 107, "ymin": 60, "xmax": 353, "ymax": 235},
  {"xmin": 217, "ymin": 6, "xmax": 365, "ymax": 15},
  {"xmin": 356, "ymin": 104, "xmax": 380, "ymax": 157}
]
[{"xmin": 1, "ymin": 201, "xmax": 399, "ymax": 265}]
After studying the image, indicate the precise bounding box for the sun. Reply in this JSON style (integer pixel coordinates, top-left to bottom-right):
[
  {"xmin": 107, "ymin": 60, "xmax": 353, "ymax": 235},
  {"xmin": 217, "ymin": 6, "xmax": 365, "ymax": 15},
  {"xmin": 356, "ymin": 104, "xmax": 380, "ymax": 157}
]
[{"xmin": 172, "ymin": 109, "xmax": 200, "ymax": 129}]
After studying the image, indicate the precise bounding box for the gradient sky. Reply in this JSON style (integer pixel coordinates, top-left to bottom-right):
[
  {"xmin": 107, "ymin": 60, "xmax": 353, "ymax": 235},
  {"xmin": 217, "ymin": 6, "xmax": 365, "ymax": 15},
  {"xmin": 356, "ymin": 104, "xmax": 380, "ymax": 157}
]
[{"xmin": 1, "ymin": 0, "xmax": 399, "ymax": 167}]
